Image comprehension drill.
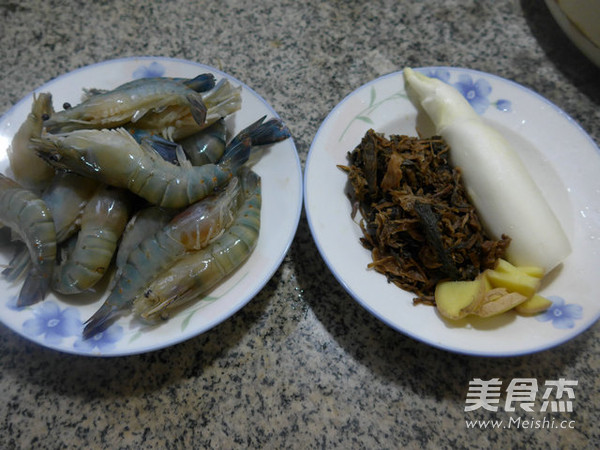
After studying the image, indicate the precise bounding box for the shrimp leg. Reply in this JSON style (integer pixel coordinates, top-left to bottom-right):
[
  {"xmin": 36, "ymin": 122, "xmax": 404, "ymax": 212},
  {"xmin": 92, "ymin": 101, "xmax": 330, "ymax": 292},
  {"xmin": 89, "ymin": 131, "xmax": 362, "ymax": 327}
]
[
  {"xmin": 2, "ymin": 242, "xmax": 30, "ymax": 282},
  {"xmin": 52, "ymin": 185, "xmax": 131, "ymax": 294},
  {"xmin": 0, "ymin": 173, "xmax": 56, "ymax": 306},
  {"xmin": 136, "ymin": 168, "xmax": 261, "ymax": 321}
]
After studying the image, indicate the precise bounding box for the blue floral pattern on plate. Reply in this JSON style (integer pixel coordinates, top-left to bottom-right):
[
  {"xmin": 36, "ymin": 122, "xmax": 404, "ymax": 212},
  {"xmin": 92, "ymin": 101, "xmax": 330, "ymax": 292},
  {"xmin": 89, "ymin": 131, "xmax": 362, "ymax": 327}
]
[
  {"xmin": 132, "ymin": 61, "xmax": 166, "ymax": 79},
  {"xmin": 424, "ymin": 68, "xmax": 451, "ymax": 84},
  {"xmin": 22, "ymin": 301, "xmax": 82, "ymax": 345},
  {"xmin": 73, "ymin": 325, "xmax": 124, "ymax": 353},
  {"xmin": 536, "ymin": 296, "xmax": 583, "ymax": 329},
  {"xmin": 424, "ymin": 68, "xmax": 511, "ymax": 114}
]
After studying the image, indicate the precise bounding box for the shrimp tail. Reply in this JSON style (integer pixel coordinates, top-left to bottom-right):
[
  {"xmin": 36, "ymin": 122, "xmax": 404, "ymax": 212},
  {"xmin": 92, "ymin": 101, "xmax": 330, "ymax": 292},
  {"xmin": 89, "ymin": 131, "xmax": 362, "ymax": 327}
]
[
  {"xmin": 220, "ymin": 136, "xmax": 252, "ymax": 173},
  {"xmin": 227, "ymin": 116, "xmax": 267, "ymax": 150},
  {"xmin": 18, "ymin": 271, "xmax": 51, "ymax": 306},
  {"xmin": 246, "ymin": 117, "xmax": 291, "ymax": 146},
  {"xmin": 186, "ymin": 93, "xmax": 207, "ymax": 126},
  {"xmin": 228, "ymin": 116, "xmax": 291, "ymax": 149},
  {"xmin": 219, "ymin": 116, "xmax": 292, "ymax": 173},
  {"xmin": 183, "ymin": 73, "xmax": 216, "ymax": 92},
  {"xmin": 144, "ymin": 135, "xmax": 180, "ymax": 165},
  {"xmin": 82, "ymin": 303, "xmax": 121, "ymax": 339},
  {"xmin": 2, "ymin": 246, "xmax": 31, "ymax": 282},
  {"xmin": 216, "ymin": 118, "xmax": 271, "ymax": 173}
]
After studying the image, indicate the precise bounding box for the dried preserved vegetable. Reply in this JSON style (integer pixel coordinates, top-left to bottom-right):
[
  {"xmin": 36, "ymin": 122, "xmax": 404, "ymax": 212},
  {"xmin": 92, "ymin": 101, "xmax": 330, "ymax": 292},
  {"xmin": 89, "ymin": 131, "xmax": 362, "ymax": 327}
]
[{"xmin": 339, "ymin": 129, "xmax": 510, "ymax": 304}]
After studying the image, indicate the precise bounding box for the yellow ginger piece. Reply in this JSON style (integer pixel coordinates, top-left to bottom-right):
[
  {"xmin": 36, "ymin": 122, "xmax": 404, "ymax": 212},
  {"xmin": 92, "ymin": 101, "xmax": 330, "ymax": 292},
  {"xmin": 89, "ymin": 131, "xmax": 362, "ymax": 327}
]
[
  {"xmin": 515, "ymin": 294, "xmax": 553, "ymax": 315},
  {"xmin": 435, "ymin": 278, "xmax": 483, "ymax": 320},
  {"xmin": 434, "ymin": 259, "xmax": 552, "ymax": 320}
]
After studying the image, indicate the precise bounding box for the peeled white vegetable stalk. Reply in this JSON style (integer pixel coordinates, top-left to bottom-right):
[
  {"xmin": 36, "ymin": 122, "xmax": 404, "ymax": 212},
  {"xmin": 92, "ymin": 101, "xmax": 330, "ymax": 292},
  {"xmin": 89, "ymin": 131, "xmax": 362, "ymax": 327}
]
[{"xmin": 403, "ymin": 68, "xmax": 571, "ymax": 273}]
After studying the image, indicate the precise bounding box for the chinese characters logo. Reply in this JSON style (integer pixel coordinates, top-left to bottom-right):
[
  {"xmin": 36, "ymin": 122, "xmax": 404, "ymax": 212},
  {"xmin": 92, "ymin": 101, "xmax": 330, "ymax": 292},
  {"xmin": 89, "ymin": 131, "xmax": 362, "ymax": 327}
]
[{"xmin": 465, "ymin": 378, "xmax": 577, "ymax": 413}]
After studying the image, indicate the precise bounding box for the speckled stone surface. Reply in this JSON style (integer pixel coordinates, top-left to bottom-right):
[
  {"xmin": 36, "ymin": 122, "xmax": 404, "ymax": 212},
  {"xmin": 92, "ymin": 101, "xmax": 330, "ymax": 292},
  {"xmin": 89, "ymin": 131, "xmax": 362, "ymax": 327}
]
[{"xmin": 1, "ymin": 0, "xmax": 599, "ymax": 448}]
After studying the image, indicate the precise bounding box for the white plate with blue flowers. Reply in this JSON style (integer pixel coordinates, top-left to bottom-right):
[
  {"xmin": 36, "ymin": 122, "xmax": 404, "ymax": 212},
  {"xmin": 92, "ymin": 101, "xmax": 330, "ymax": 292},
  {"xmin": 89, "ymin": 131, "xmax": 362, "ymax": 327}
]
[
  {"xmin": 0, "ymin": 57, "xmax": 303, "ymax": 356},
  {"xmin": 304, "ymin": 67, "xmax": 600, "ymax": 356}
]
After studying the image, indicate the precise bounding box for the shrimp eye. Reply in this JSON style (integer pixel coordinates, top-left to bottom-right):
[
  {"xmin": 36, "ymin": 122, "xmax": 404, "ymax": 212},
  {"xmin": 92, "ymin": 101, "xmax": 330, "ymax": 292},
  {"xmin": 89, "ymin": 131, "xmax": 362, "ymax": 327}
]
[
  {"xmin": 63, "ymin": 102, "xmax": 72, "ymax": 110},
  {"xmin": 41, "ymin": 114, "xmax": 50, "ymax": 121},
  {"xmin": 50, "ymin": 153, "xmax": 62, "ymax": 162}
]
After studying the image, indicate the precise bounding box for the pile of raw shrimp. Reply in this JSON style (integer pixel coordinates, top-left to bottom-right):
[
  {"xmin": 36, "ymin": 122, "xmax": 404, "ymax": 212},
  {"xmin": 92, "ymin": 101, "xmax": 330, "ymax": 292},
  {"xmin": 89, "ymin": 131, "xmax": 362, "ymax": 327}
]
[{"xmin": 0, "ymin": 73, "xmax": 291, "ymax": 339}]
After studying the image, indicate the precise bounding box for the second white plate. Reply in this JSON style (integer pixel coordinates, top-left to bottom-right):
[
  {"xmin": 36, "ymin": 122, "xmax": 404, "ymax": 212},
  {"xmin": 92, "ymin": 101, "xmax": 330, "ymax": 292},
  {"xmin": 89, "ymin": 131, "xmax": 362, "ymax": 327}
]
[{"xmin": 304, "ymin": 67, "xmax": 600, "ymax": 356}]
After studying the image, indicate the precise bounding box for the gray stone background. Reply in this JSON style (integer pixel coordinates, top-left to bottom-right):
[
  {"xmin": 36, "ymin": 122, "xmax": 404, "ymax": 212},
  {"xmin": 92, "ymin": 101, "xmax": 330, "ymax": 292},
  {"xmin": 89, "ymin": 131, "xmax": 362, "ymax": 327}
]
[{"xmin": 0, "ymin": 1, "xmax": 598, "ymax": 448}]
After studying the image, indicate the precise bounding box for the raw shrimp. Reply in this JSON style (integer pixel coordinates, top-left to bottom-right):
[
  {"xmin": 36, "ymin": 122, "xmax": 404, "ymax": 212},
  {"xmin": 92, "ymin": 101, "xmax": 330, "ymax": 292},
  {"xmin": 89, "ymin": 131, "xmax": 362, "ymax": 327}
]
[
  {"xmin": 52, "ymin": 185, "xmax": 131, "ymax": 294},
  {"xmin": 135, "ymin": 168, "xmax": 261, "ymax": 321},
  {"xmin": 8, "ymin": 92, "xmax": 55, "ymax": 189},
  {"xmin": 82, "ymin": 175, "xmax": 243, "ymax": 338},
  {"xmin": 132, "ymin": 78, "xmax": 242, "ymax": 140},
  {"xmin": 0, "ymin": 173, "xmax": 56, "ymax": 306},
  {"xmin": 2, "ymin": 172, "xmax": 98, "ymax": 282},
  {"xmin": 43, "ymin": 77, "xmax": 208, "ymax": 133},
  {"xmin": 31, "ymin": 126, "xmax": 252, "ymax": 208}
]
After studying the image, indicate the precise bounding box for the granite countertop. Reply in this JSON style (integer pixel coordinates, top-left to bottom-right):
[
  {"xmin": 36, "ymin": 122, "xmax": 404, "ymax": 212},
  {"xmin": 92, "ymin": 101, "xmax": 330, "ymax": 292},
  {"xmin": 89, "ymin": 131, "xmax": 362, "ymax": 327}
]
[{"xmin": 1, "ymin": 1, "xmax": 599, "ymax": 448}]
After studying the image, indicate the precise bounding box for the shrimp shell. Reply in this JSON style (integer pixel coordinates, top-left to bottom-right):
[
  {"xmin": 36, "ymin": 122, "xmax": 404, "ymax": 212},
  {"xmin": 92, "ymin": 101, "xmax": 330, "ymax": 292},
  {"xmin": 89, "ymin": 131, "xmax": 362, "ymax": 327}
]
[
  {"xmin": 136, "ymin": 168, "xmax": 261, "ymax": 321},
  {"xmin": 52, "ymin": 185, "xmax": 131, "ymax": 295},
  {"xmin": 108, "ymin": 205, "xmax": 178, "ymax": 292},
  {"xmin": 0, "ymin": 173, "xmax": 56, "ymax": 306},
  {"xmin": 79, "ymin": 74, "xmax": 216, "ymax": 102},
  {"xmin": 178, "ymin": 118, "xmax": 227, "ymax": 166},
  {"xmin": 31, "ymin": 127, "xmax": 250, "ymax": 208},
  {"xmin": 114, "ymin": 206, "xmax": 177, "ymax": 273},
  {"xmin": 82, "ymin": 176, "xmax": 243, "ymax": 338}
]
